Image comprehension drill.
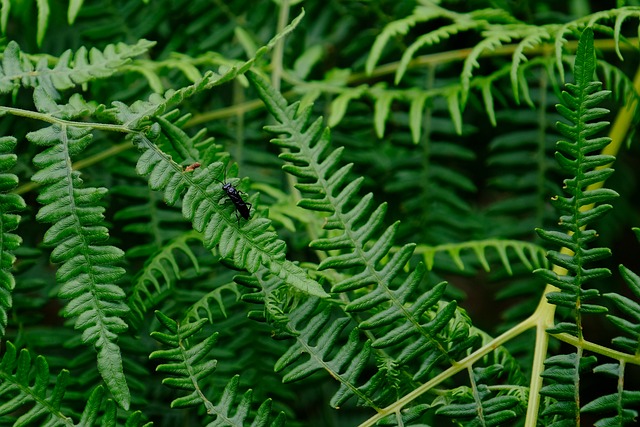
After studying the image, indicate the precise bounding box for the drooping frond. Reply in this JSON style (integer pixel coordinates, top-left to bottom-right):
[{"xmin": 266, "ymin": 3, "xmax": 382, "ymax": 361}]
[
  {"xmin": 249, "ymin": 70, "xmax": 479, "ymax": 383},
  {"xmin": 183, "ymin": 281, "xmax": 240, "ymax": 323},
  {"xmin": 0, "ymin": 0, "xmax": 51, "ymax": 46},
  {"xmin": 0, "ymin": 40, "xmax": 155, "ymax": 98},
  {"xmin": 0, "ymin": 341, "xmax": 150, "ymax": 426},
  {"xmin": 0, "ymin": 136, "xmax": 25, "ymax": 338},
  {"xmin": 365, "ymin": 2, "xmax": 520, "ymax": 83},
  {"xmin": 485, "ymin": 94, "xmax": 561, "ymax": 238},
  {"xmin": 379, "ymin": 98, "xmax": 477, "ymax": 241},
  {"xmin": 534, "ymin": 27, "xmax": 617, "ymax": 338},
  {"xmin": 132, "ymin": 121, "xmax": 326, "ymax": 298},
  {"xmin": 149, "ymin": 311, "xmax": 285, "ymax": 426},
  {"xmin": 29, "ymin": 124, "xmax": 130, "ymax": 409}
]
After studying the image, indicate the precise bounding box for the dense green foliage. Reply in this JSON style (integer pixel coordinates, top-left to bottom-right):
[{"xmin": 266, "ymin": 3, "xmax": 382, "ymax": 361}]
[{"xmin": 1, "ymin": 1, "xmax": 640, "ymax": 426}]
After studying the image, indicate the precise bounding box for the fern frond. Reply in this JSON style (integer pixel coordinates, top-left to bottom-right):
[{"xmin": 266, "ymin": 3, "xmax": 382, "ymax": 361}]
[
  {"xmin": 128, "ymin": 230, "xmax": 203, "ymax": 324},
  {"xmin": 109, "ymin": 9, "xmax": 305, "ymax": 130},
  {"xmin": 485, "ymin": 90, "xmax": 562, "ymax": 239},
  {"xmin": 397, "ymin": 19, "xmax": 479, "ymax": 85},
  {"xmin": 534, "ymin": 27, "xmax": 617, "ymax": 337},
  {"xmin": 235, "ymin": 266, "xmax": 293, "ymax": 334},
  {"xmin": 379, "ymin": 107, "xmax": 477, "ymax": 240},
  {"xmin": 0, "ymin": 341, "xmax": 151, "ymax": 426},
  {"xmin": 29, "ymin": 124, "xmax": 131, "ymax": 409},
  {"xmin": 0, "ymin": 0, "xmax": 51, "ymax": 46},
  {"xmin": 149, "ymin": 311, "xmax": 284, "ymax": 426},
  {"xmin": 415, "ymin": 239, "xmax": 548, "ymax": 274},
  {"xmin": 132, "ymin": 123, "xmax": 326, "ymax": 298},
  {"xmin": 0, "ymin": 136, "xmax": 25, "ymax": 338},
  {"xmin": 460, "ymin": 28, "xmax": 514, "ymax": 105},
  {"xmin": 0, "ymin": 341, "xmax": 71, "ymax": 426},
  {"xmin": 250, "ymin": 70, "xmax": 479, "ymax": 382},
  {"xmin": 273, "ymin": 298, "xmax": 375, "ymax": 409},
  {"xmin": 365, "ymin": 3, "xmax": 448, "ymax": 75},
  {"xmin": 539, "ymin": 353, "xmax": 597, "ymax": 425},
  {"xmin": 509, "ymin": 28, "xmax": 552, "ymax": 104},
  {"xmin": 0, "ymin": 40, "xmax": 155, "ymax": 98},
  {"xmin": 605, "ymin": 263, "xmax": 640, "ymax": 354},
  {"xmin": 435, "ymin": 365, "xmax": 522, "ymax": 426},
  {"xmin": 582, "ymin": 362, "xmax": 640, "ymax": 426},
  {"xmin": 183, "ymin": 281, "xmax": 240, "ymax": 323}
]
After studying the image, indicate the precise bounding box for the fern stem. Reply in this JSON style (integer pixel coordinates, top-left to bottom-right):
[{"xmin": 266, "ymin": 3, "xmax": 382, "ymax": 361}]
[
  {"xmin": 467, "ymin": 365, "xmax": 487, "ymax": 425},
  {"xmin": 524, "ymin": 284, "xmax": 556, "ymax": 427},
  {"xmin": 271, "ymin": 0, "xmax": 290, "ymax": 92},
  {"xmin": 550, "ymin": 332, "xmax": 640, "ymax": 365},
  {"xmin": 15, "ymin": 141, "xmax": 131, "ymax": 195},
  {"xmin": 0, "ymin": 106, "xmax": 133, "ymax": 134},
  {"xmin": 359, "ymin": 313, "xmax": 540, "ymax": 427}
]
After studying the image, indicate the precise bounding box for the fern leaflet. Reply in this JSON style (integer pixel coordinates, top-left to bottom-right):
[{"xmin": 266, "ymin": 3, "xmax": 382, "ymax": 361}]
[
  {"xmin": 29, "ymin": 124, "xmax": 130, "ymax": 409},
  {"xmin": 249, "ymin": 70, "xmax": 478, "ymax": 385},
  {"xmin": 0, "ymin": 341, "xmax": 150, "ymax": 426},
  {"xmin": 582, "ymin": 362, "xmax": 640, "ymax": 426},
  {"xmin": 128, "ymin": 230, "xmax": 203, "ymax": 325},
  {"xmin": 534, "ymin": 27, "xmax": 617, "ymax": 337},
  {"xmin": 132, "ymin": 122, "xmax": 326, "ymax": 298},
  {"xmin": 0, "ymin": 40, "xmax": 155, "ymax": 98},
  {"xmin": 0, "ymin": 136, "xmax": 25, "ymax": 338},
  {"xmin": 149, "ymin": 311, "xmax": 285, "ymax": 426}
]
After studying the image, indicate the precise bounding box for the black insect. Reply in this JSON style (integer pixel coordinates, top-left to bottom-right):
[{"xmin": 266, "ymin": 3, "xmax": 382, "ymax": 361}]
[{"xmin": 215, "ymin": 173, "xmax": 252, "ymax": 223}]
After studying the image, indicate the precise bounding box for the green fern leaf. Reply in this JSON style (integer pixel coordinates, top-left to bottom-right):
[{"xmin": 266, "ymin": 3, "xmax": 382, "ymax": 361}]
[
  {"xmin": 0, "ymin": 136, "xmax": 25, "ymax": 338},
  {"xmin": 250, "ymin": 69, "xmax": 478, "ymax": 382},
  {"xmin": 540, "ymin": 353, "xmax": 598, "ymax": 425},
  {"xmin": 415, "ymin": 239, "xmax": 548, "ymax": 273},
  {"xmin": 150, "ymin": 311, "xmax": 284, "ymax": 426},
  {"xmin": 0, "ymin": 39, "xmax": 154, "ymax": 98},
  {"xmin": 183, "ymin": 281, "xmax": 240, "ymax": 323},
  {"xmin": 435, "ymin": 384, "xmax": 520, "ymax": 426},
  {"xmin": 132, "ymin": 127, "xmax": 327, "ymax": 298},
  {"xmin": 28, "ymin": 124, "xmax": 130, "ymax": 409},
  {"xmin": 581, "ymin": 362, "xmax": 640, "ymax": 426},
  {"xmin": 0, "ymin": 342, "xmax": 70, "ymax": 426},
  {"xmin": 365, "ymin": 2, "xmax": 450, "ymax": 74},
  {"xmin": 128, "ymin": 230, "xmax": 202, "ymax": 324},
  {"xmin": 0, "ymin": 342, "xmax": 150, "ymax": 426},
  {"xmin": 273, "ymin": 298, "xmax": 375, "ymax": 409},
  {"xmin": 109, "ymin": 9, "xmax": 305, "ymax": 130},
  {"xmin": 605, "ymin": 264, "xmax": 640, "ymax": 353},
  {"xmin": 534, "ymin": 27, "xmax": 617, "ymax": 336}
]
